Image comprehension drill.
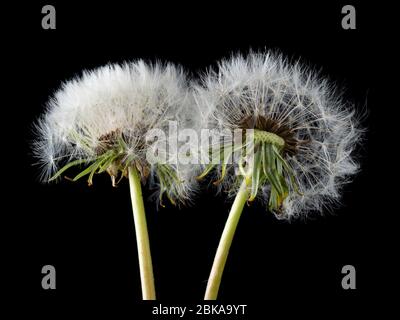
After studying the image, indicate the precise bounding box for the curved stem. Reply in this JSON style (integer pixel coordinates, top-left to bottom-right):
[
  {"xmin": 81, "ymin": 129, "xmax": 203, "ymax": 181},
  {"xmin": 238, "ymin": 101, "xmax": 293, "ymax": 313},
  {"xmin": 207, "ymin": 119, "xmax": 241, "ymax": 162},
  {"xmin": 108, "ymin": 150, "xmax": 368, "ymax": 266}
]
[
  {"xmin": 128, "ymin": 165, "xmax": 156, "ymax": 300},
  {"xmin": 204, "ymin": 179, "xmax": 249, "ymax": 300}
]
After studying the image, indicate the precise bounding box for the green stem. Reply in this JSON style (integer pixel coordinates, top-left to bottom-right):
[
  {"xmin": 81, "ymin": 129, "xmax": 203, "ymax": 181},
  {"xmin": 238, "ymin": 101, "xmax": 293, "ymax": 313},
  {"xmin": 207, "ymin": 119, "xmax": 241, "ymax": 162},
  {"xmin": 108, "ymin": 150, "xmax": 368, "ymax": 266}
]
[
  {"xmin": 128, "ymin": 165, "xmax": 156, "ymax": 300},
  {"xmin": 204, "ymin": 179, "xmax": 249, "ymax": 300}
]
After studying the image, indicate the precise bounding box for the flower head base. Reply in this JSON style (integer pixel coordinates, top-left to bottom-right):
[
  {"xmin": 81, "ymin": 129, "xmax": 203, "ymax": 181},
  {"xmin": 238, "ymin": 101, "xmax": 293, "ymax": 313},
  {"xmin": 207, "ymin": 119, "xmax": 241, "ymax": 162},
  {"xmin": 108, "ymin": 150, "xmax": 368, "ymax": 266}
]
[
  {"xmin": 253, "ymin": 129, "xmax": 285, "ymax": 148},
  {"xmin": 198, "ymin": 123, "xmax": 299, "ymax": 214},
  {"xmin": 194, "ymin": 52, "xmax": 362, "ymax": 219},
  {"xmin": 239, "ymin": 115, "xmax": 300, "ymax": 155},
  {"xmin": 33, "ymin": 61, "xmax": 196, "ymax": 206}
]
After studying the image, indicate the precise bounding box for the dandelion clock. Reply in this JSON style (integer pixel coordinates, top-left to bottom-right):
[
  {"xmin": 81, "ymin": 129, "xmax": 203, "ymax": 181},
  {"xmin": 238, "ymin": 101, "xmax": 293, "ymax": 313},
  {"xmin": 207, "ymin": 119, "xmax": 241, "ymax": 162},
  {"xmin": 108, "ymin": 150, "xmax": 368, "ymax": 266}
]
[
  {"xmin": 194, "ymin": 52, "xmax": 362, "ymax": 299},
  {"xmin": 33, "ymin": 61, "xmax": 196, "ymax": 300}
]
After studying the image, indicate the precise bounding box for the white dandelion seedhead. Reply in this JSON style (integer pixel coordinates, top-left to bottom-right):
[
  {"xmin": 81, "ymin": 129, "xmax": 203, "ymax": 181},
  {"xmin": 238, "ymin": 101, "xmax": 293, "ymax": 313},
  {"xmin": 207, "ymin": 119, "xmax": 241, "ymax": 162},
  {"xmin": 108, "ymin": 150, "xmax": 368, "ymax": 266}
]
[
  {"xmin": 194, "ymin": 52, "xmax": 362, "ymax": 219},
  {"xmin": 33, "ymin": 60, "xmax": 197, "ymax": 205}
]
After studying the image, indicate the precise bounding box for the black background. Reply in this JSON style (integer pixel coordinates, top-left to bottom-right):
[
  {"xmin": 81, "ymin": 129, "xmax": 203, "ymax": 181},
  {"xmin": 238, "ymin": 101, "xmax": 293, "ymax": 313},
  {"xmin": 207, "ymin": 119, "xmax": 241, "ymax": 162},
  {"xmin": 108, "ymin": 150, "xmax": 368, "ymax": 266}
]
[{"xmin": 5, "ymin": 1, "xmax": 396, "ymax": 318}]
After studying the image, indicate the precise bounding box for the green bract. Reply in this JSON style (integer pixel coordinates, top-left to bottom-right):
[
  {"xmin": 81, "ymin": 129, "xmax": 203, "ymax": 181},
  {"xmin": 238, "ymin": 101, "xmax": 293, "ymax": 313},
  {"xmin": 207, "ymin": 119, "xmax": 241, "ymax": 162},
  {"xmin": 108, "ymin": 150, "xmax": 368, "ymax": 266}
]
[{"xmin": 198, "ymin": 130, "xmax": 299, "ymax": 213}]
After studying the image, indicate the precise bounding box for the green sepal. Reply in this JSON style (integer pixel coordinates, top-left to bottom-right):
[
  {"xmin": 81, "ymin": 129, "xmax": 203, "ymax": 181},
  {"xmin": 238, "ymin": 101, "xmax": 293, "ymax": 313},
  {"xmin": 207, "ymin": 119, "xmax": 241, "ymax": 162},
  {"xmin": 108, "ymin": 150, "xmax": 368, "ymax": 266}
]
[{"xmin": 48, "ymin": 158, "xmax": 90, "ymax": 182}]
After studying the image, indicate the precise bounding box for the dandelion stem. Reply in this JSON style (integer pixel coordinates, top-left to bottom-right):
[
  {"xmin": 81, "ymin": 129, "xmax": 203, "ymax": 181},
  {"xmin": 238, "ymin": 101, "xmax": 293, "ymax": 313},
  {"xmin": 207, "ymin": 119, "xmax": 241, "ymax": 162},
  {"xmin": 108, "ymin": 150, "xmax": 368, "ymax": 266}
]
[
  {"xmin": 204, "ymin": 178, "xmax": 249, "ymax": 300},
  {"xmin": 128, "ymin": 165, "xmax": 156, "ymax": 300}
]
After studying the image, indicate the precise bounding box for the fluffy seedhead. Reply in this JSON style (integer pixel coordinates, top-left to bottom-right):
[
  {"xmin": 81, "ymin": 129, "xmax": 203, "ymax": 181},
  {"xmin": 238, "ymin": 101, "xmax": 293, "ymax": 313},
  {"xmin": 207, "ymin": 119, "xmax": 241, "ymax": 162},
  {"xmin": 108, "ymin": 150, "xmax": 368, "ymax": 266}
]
[
  {"xmin": 33, "ymin": 61, "xmax": 197, "ymax": 206},
  {"xmin": 194, "ymin": 52, "xmax": 362, "ymax": 219}
]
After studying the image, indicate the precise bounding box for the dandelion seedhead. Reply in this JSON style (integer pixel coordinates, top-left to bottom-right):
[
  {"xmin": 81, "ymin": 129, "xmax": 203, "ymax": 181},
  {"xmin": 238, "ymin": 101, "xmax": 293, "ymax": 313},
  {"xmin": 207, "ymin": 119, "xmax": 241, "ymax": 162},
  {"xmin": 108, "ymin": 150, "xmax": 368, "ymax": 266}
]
[
  {"xmin": 194, "ymin": 52, "xmax": 362, "ymax": 219},
  {"xmin": 33, "ymin": 61, "xmax": 196, "ymax": 206}
]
